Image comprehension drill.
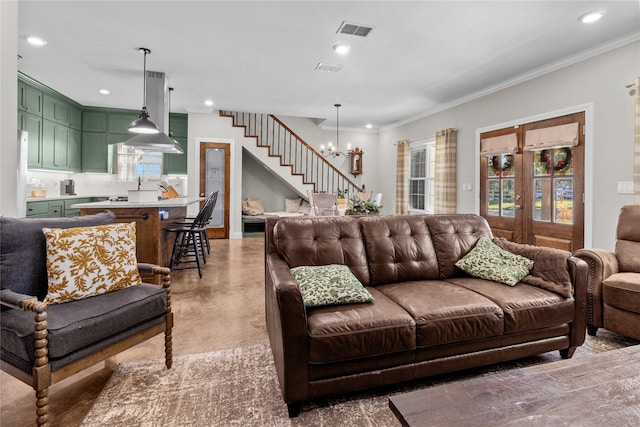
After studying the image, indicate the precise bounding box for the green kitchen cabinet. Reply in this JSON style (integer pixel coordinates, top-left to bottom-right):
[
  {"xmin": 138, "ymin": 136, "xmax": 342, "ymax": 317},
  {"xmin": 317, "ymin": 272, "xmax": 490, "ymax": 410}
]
[
  {"xmin": 82, "ymin": 132, "xmax": 108, "ymax": 173},
  {"xmin": 169, "ymin": 113, "xmax": 188, "ymax": 137},
  {"xmin": 68, "ymin": 128, "xmax": 82, "ymax": 171},
  {"xmin": 26, "ymin": 200, "xmax": 63, "ymax": 218},
  {"xmin": 164, "ymin": 114, "xmax": 188, "ymax": 175},
  {"xmin": 43, "ymin": 94, "xmax": 70, "ymax": 125},
  {"xmin": 69, "ymin": 106, "xmax": 83, "ymax": 130},
  {"xmin": 107, "ymin": 133, "xmax": 132, "ymax": 145},
  {"xmin": 163, "ymin": 136, "xmax": 187, "ymax": 174},
  {"xmin": 108, "ymin": 111, "xmax": 138, "ymax": 134},
  {"xmin": 18, "ymin": 80, "xmax": 43, "ymax": 115},
  {"xmin": 42, "ymin": 119, "xmax": 70, "ymax": 170},
  {"xmin": 82, "ymin": 110, "xmax": 108, "ymax": 132},
  {"xmin": 19, "ymin": 111, "xmax": 44, "ymax": 168}
]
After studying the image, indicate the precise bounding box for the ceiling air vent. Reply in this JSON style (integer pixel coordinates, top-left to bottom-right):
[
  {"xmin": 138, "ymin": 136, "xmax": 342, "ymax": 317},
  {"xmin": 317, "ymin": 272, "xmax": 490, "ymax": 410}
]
[
  {"xmin": 315, "ymin": 63, "xmax": 342, "ymax": 73},
  {"xmin": 337, "ymin": 21, "xmax": 375, "ymax": 37}
]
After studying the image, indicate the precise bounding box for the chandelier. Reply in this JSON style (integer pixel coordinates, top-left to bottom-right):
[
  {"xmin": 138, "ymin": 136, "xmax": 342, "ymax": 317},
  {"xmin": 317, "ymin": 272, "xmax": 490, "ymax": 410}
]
[{"xmin": 320, "ymin": 104, "xmax": 353, "ymax": 158}]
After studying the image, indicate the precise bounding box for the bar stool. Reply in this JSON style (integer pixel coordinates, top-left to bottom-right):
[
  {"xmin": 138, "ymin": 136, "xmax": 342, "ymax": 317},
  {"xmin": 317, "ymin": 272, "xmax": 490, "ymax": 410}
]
[{"xmin": 167, "ymin": 191, "xmax": 218, "ymax": 278}]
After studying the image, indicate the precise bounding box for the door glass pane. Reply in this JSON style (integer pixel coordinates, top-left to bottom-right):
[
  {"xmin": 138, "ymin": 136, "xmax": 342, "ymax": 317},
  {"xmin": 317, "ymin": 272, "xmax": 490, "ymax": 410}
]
[
  {"xmin": 501, "ymin": 178, "xmax": 515, "ymax": 218},
  {"xmin": 533, "ymin": 178, "xmax": 551, "ymax": 222},
  {"xmin": 487, "ymin": 180, "xmax": 500, "ymax": 216},
  {"xmin": 554, "ymin": 177, "xmax": 573, "ymax": 224},
  {"xmin": 206, "ymin": 148, "xmax": 225, "ymax": 228},
  {"xmin": 534, "ymin": 150, "xmax": 551, "ymax": 176}
]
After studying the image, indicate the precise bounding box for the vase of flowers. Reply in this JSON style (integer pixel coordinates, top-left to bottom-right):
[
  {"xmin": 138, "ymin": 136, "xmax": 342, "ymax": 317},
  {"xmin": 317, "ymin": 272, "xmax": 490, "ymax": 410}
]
[
  {"xmin": 337, "ymin": 188, "xmax": 348, "ymax": 208},
  {"xmin": 345, "ymin": 197, "xmax": 381, "ymax": 215}
]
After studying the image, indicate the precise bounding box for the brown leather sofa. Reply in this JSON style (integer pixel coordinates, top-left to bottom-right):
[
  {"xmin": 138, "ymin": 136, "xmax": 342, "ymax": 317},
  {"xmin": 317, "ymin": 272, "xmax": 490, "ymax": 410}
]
[
  {"xmin": 265, "ymin": 214, "xmax": 587, "ymax": 416},
  {"xmin": 574, "ymin": 205, "xmax": 640, "ymax": 340}
]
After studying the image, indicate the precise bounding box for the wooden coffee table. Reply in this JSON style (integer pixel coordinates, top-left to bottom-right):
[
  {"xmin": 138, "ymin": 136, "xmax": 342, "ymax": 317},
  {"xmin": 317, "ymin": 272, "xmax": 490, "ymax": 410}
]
[{"xmin": 389, "ymin": 345, "xmax": 640, "ymax": 426}]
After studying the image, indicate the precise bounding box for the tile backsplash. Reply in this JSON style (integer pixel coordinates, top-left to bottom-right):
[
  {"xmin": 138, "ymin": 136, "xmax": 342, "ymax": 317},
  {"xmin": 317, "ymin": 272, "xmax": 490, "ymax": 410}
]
[{"xmin": 26, "ymin": 171, "xmax": 187, "ymax": 198}]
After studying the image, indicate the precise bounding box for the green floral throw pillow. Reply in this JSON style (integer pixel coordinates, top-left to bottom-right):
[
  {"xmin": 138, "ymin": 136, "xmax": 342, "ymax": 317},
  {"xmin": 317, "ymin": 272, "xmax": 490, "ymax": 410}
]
[
  {"xmin": 455, "ymin": 237, "xmax": 534, "ymax": 286},
  {"xmin": 290, "ymin": 264, "xmax": 374, "ymax": 308}
]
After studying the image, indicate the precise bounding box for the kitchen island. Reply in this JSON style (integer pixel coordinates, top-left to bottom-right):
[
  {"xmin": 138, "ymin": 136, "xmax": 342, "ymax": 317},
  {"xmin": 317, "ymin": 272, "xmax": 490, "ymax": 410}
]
[{"xmin": 72, "ymin": 198, "xmax": 202, "ymax": 283}]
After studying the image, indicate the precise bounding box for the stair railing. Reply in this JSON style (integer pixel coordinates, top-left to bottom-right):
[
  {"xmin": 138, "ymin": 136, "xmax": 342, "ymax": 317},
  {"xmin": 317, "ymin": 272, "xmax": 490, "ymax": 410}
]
[{"xmin": 220, "ymin": 111, "xmax": 360, "ymax": 195}]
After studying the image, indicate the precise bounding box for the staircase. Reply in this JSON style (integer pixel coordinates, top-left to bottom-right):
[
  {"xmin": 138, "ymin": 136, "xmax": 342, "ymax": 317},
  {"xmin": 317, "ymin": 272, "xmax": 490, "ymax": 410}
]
[{"xmin": 220, "ymin": 111, "xmax": 360, "ymax": 197}]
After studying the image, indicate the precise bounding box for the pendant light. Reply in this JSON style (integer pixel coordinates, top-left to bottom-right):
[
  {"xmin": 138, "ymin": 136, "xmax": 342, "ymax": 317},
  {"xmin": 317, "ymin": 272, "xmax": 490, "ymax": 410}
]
[
  {"xmin": 319, "ymin": 104, "xmax": 352, "ymax": 157},
  {"xmin": 128, "ymin": 48, "xmax": 160, "ymax": 134}
]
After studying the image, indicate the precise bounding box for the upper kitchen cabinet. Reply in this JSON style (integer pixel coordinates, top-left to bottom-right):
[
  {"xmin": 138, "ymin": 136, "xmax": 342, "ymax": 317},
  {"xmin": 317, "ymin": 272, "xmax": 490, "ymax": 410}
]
[
  {"xmin": 82, "ymin": 132, "xmax": 108, "ymax": 173},
  {"xmin": 19, "ymin": 110, "xmax": 43, "ymax": 168},
  {"xmin": 82, "ymin": 110, "xmax": 108, "ymax": 132},
  {"xmin": 18, "ymin": 80, "xmax": 43, "ymax": 115},
  {"xmin": 43, "ymin": 94, "xmax": 70, "ymax": 125},
  {"xmin": 108, "ymin": 111, "xmax": 139, "ymax": 134},
  {"xmin": 69, "ymin": 106, "xmax": 82, "ymax": 130},
  {"xmin": 164, "ymin": 113, "xmax": 188, "ymax": 175}
]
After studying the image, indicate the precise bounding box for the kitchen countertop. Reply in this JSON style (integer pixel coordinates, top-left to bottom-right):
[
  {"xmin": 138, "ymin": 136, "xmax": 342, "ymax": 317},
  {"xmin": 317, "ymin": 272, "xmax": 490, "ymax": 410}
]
[
  {"xmin": 26, "ymin": 195, "xmax": 104, "ymax": 202},
  {"xmin": 71, "ymin": 197, "xmax": 201, "ymax": 209}
]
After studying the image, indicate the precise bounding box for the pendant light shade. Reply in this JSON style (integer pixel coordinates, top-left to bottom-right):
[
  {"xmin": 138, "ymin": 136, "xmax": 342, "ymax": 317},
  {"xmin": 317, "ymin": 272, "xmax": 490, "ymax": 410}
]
[{"xmin": 128, "ymin": 48, "xmax": 160, "ymax": 134}]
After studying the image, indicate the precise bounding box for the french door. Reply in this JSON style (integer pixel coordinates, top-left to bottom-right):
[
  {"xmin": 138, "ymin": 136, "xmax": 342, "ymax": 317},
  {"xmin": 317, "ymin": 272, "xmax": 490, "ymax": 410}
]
[
  {"xmin": 200, "ymin": 142, "xmax": 230, "ymax": 239},
  {"xmin": 480, "ymin": 112, "xmax": 585, "ymax": 251}
]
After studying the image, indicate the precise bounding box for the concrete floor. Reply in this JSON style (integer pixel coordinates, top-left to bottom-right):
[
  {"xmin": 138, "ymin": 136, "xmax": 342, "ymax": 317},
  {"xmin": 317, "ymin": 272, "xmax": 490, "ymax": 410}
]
[{"xmin": 0, "ymin": 237, "xmax": 269, "ymax": 427}]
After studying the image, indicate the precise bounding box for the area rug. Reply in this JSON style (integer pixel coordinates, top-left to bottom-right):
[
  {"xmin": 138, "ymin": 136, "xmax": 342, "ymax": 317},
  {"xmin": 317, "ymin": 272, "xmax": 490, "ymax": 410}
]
[{"xmin": 81, "ymin": 332, "xmax": 637, "ymax": 427}]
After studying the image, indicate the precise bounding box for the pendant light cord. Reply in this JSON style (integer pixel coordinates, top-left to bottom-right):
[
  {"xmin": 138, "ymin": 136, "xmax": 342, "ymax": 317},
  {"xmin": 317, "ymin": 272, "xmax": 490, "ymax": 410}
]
[
  {"xmin": 140, "ymin": 48, "xmax": 151, "ymax": 110},
  {"xmin": 335, "ymin": 103, "xmax": 341, "ymax": 151}
]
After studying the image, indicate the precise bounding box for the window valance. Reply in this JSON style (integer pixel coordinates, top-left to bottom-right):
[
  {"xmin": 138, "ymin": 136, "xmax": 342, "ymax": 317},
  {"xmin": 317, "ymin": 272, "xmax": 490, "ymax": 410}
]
[
  {"xmin": 480, "ymin": 133, "xmax": 518, "ymax": 156},
  {"xmin": 524, "ymin": 122, "xmax": 579, "ymax": 151}
]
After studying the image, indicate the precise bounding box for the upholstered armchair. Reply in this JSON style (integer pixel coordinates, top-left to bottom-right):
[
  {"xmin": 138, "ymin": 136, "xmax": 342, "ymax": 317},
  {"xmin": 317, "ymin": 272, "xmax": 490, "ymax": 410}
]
[
  {"xmin": 574, "ymin": 205, "xmax": 640, "ymax": 340},
  {"xmin": 0, "ymin": 212, "xmax": 173, "ymax": 426}
]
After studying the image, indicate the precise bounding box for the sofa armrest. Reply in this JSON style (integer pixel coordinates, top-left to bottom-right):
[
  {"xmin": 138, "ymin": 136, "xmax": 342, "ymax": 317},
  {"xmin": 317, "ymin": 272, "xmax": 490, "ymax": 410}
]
[
  {"xmin": 572, "ymin": 249, "xmax": 619, "ymax": 329},
  {"xmin": 265, "ymin": 253, "xmax": 310, "ymax": 404},
  {"xmin": 567, "ymin": 256, "xmax": 588, "ymax": 350}
]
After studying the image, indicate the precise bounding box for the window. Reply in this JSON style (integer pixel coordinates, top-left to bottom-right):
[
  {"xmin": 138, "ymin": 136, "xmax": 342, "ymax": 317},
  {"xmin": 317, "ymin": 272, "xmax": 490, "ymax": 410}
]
[
  {"xmin": 115, "ymin": 143, "xmax": 163, "ymax": 181},
  {"xmin": 409, "ymin": 139, "xmax": 435, "ymax": 214}
]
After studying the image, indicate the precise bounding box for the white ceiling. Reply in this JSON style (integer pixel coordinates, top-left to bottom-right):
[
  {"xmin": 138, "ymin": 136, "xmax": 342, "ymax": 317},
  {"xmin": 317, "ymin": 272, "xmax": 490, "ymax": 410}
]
[{"xmin": 17, "ymin": 1, "xmax": 640, "ymax": 130}]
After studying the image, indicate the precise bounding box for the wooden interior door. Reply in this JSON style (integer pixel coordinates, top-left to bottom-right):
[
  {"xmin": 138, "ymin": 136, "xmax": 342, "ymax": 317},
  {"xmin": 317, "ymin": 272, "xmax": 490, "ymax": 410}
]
[
  {"xmin": 480, "ymin": 112, "xmax": 585, "ymax": 251},
  {"xmin": 200, "ymin": 142, "xmax": 230, "ymax": 239}
]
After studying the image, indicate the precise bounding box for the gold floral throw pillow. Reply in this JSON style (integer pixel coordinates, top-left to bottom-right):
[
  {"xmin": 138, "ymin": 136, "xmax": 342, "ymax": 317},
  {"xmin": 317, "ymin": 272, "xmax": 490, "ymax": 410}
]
[{"xmin": 42, "ymin": 222, "xmax": 141, "ymax": 304}]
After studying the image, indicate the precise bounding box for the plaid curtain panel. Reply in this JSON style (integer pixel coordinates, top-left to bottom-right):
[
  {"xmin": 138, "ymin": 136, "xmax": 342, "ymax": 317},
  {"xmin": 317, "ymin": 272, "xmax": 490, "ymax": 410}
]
[
  {"xmin": 435, "ymin": 129, "xmax": 458, "ymax": 214},
  {"xmin": 395, "ymin": 140, "xmax": 410, "ymax": 214}
]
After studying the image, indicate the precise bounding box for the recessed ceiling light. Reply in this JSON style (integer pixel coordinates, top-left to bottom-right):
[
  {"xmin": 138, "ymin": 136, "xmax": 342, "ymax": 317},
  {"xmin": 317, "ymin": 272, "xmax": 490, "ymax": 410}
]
[
  {"xmin": 579, "ymin": 10, "xmax": 605, "ymax": 24},
  {"xmin": 26, "ymin": 36, "xmax": 47, "ymax": 46},
  {"xmin": 365, "ymin": 124, "xmax": 373, "ymax": 129},
  {"xmin": 99, "ymin": 89, "xmax": 110, "ymax": 95},
  {"xmin": 333, "ymin": 44, "xmax": 350, "ymax": 55},
  {"xmin": 204, "ymin": 100, "xmax": 214, "ymax": 107}
]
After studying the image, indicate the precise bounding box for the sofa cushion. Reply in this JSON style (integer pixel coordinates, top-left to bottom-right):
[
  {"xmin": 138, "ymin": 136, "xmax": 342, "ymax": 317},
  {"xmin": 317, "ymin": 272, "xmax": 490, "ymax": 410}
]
[
  {"xmin": 306, "ymin": 287, "xmax": 415, "ymax": 363},
  {"xmin": 424, "ymin": 215, "xmax": 493, "ymax": 279},
  {"xmin": 290, "ymin": 264, "xmax": 374, "ymax": 307},
  {"xmin": 603, "ymin": 273, "xmax": 640, "ymax": 314},
  {"xmin": 274, "ymin": 217, "xmax": 370, "ymax": 285},
  {"xmin": 43, "ymin": 222, "xmax": 142, "ymax": 304},
  {"xmin": 448, "ymin": 277, "xmax": 575, "ymax": 333},
  {"xmin": 455, "ymin": 237, "xmax": 533, "ymax": 286},
  {"xmin": 0, "ymin": 283, "xmax": 166, "ymax": 364},
  {"xmin": 358, "ymin": 215, "xmax": 440, "ymax": 286},
  {"xmin": 376, "ymin": 280, "xmax": 504, "ymax": 347},
  {"xmin": 0, "ymin": 212, "xmax": 116, "ymax": 301}
]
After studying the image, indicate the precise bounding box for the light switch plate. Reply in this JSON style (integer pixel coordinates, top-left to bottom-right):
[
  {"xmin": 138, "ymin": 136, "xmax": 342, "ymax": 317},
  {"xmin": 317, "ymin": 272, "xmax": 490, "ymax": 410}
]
[{"xmin": 617, "ymin": 181, "xmax": 634, "ymax": 194}]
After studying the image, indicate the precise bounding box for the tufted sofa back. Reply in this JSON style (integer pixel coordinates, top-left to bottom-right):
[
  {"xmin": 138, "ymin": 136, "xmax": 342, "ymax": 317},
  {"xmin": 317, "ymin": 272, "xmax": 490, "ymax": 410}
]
[
  {"xmin": 272, "ymin": 214, "xmax": 494, "ymax": 286},
  {"xmin": 273, "ymin": 216, "xmax": 370, "ymax": 286},
  {"xmin": 615, "ymin": 205, "xmax": 640, "ymax": 273}
]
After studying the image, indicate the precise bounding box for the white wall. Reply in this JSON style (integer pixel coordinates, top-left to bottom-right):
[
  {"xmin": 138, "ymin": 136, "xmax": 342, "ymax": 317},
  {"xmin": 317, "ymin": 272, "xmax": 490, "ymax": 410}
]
[
  {"xmin": 379, "ymin": 41, "xmax": 640, "ymax": 250},
  {"xmin": 188, "ymin": 112, "xmax": 248, "ymax": 239},
  {"xmin": 0, "ymin": 1, "xmax": 18, "ymax": 217},
  {"xmin": 242, "ymin": 151, "xmax": 303, "ymax": 212}
]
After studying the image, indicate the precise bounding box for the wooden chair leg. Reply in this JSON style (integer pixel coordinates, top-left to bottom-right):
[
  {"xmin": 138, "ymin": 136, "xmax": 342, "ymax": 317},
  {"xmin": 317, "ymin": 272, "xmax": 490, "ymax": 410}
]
[{"xmin": 35, "ymin": 388, "xmax": 49, "ymax": 426}]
